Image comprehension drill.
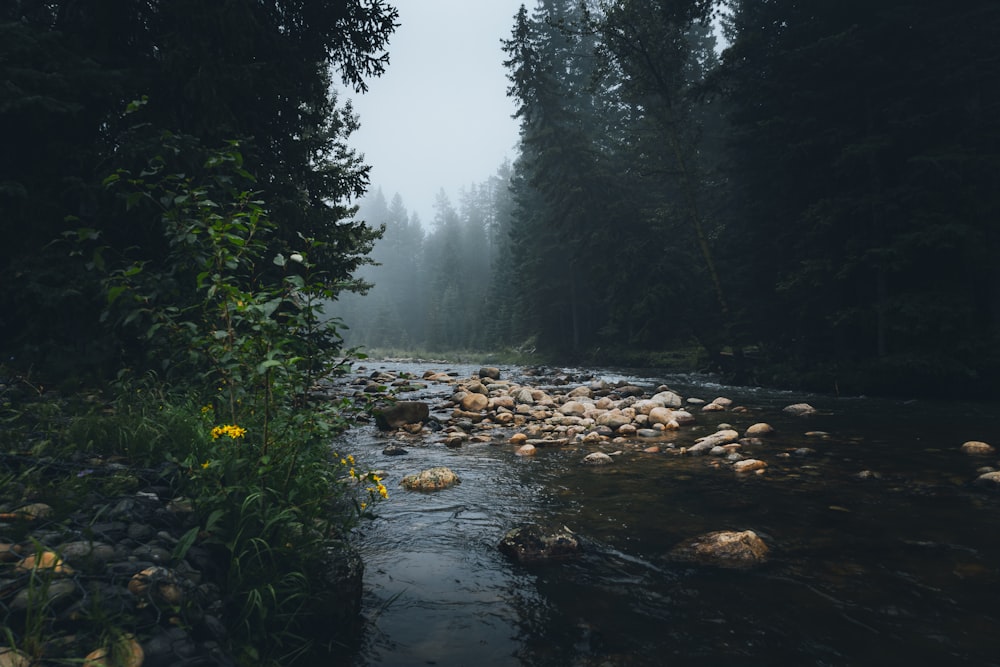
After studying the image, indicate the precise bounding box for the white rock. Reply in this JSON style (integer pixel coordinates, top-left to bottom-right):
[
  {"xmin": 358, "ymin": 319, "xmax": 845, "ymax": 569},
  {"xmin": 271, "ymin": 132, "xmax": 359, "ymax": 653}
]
[
  {"xmin": 582, "ymin": 452, "xmax": 614, "ymax": 465},
  {"xmin": 651, "ymin": 390, "xmax": 683, "ymax": 408},
  {"xmin": 745, "ymin": 423, "xmax": 774, "ymax": 436},
  {"xmin": 733, "ymin": 458, "xmax": 767, "ymax": 473},
  {"xmin": 961, "ymin": 441, "xmax": 995, "ymax": 456}
]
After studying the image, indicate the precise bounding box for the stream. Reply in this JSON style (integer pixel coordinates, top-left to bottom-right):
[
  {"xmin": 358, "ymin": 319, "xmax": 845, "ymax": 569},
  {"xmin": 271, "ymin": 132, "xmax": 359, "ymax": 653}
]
[{"xmin": 335, "ymin": 362, "xmax": 1000, "ymax": 666}]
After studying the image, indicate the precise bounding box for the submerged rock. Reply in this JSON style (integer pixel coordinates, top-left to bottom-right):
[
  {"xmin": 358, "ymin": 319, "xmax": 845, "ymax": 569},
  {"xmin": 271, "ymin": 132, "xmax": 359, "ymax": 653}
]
[
  {"xmin": 668, "ymin": 529, "xmax": 770, "ymax": 569},
  {"xmin": 498, "ymin": 524, "xmax": 582, "ymax": 564},
  {"xmin": 373, "ymin": 401, "xmax": 430, "ymax": 430},
  {"xmin": 974, "ymin": 471, "xmax": 1000, "ymax": 487},
  {"xmin": 783, "ymin": 403, "xmax": 817, "ymax": 416}
]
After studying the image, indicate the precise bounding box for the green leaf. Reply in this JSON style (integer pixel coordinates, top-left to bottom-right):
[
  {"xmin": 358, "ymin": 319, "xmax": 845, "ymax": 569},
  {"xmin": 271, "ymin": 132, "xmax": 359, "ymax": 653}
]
[
  {"xmin": 173, "ymin": 526, "xmax": 200, "ymax": 561},
  {"xmin": 257, "ymin": 359, "xmax": 283, "ymax": 373},
  {"xmin": 205, "ymin": 509, "xmax": 226, "ymax": 534},
  {"xmin": 106, "ymin": 285, "xmax": 127, "ymax": 304}
]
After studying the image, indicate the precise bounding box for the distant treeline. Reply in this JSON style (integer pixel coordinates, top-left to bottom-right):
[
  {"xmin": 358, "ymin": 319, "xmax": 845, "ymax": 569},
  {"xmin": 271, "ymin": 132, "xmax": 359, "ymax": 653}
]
[{"xmin": 341, "ymin": 0, "xmax": 1000, "ymax": 397}]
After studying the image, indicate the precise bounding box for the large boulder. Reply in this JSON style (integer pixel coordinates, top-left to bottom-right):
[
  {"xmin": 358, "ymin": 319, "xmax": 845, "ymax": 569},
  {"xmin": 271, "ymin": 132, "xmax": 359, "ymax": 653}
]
[
  {"xmin": 560, "ymin": 400, "xmax": 588, "ymax": 417},
  {"xmin": 400, "ymin": 467, "xmax": 461, "ymax": 491},
  {"xmin": 478, "ymin": 366, "xmax": 501, "ymax": 380},
  {"xmin": 498, "ymin": 524, "xmax": 582, "ymax": 564},
  {"xmin": 668, "ymin": 530, "xmax": 770, "ymax": 569},
  {"xmin": 647, "ymin": 407, "xmax": 675, "ymax": 425},
  {"xmin": 651, "ymin": 390, "xmax": 683, "ymax": 408},
  {"xmin": 460, "ymin": 393, "xmax": 489, "ymax": 412},
  {"xmin": 596, "ymin": 410, "xmax": 631, "ymax": 431},
  {"xmin": 745, "ymin": 423, "xmax": 774, "ymax": 436},
  {"xmin": 582, "ymin": 452, "xmax": 614, "ymax": 465},
  {"xmin": 373, "ymin": 401, "xmax": 430, "ymax": 430},
  {"xmin": 961, "ymin": 440, "xmax": 994, "ymax": 456},
  {"xmin": 783, "ymin": 403, "xmax": 817, "ymax": 416}
]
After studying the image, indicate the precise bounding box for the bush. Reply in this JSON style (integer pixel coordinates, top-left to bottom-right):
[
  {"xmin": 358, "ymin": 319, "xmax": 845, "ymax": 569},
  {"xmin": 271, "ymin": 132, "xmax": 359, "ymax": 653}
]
[{"xmin": 65, "ymin": 132, "xmax": 387, "ymax": 663}]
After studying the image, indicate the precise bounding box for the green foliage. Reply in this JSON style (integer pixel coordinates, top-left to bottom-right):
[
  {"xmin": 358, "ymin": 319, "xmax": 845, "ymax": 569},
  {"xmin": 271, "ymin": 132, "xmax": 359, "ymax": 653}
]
[
  {"xmin": 0, "ymin": 0, "xmax": 396, "ymax": 383},
  {"xmin": 0, "ymin": 134, "xmax": 393, "ymax": 663},
  {"xmin": 76, "ymin": 137, "xmax": 386, "ymax": 661}
]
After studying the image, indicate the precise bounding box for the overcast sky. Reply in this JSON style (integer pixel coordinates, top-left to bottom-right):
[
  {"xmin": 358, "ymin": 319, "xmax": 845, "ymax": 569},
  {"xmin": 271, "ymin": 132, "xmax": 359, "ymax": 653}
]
[{"xmin": 344, "ymin": 0, "xmax": 526, "ymax": 225}]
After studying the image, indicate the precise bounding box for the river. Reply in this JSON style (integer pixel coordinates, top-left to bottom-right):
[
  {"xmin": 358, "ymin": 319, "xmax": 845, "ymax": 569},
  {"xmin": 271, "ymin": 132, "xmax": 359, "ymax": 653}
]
[{"xmin": 333, "ymin": 362, "xmax": 1000, "ymax": 666}]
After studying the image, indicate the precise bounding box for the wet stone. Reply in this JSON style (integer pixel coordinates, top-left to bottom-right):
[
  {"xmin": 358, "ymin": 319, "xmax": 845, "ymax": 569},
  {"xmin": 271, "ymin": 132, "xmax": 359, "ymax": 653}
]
[
  {"xmin": 132, "ymin": 545, "xmax": 172, "ymax": 564},
  {"xmin": 127, "ymin": 522, "xmax": 156, "ymax": 541},
  {"xmin": 11, "ymin": 578, "xmax": 77, "ymax": 611},
  {"xmin": 142, "ymin": 627, "xmax": 199, "ymax": 667},
  {"xmin": 58, "ymin": 540, "xmax": 116, "ymax": 567},
  {"xmin": 583, "ymin": 452, "xmax": 614, "ymax": 465},
  {"xmin": 400, "ymin": 467, "xmax": 461, "ymax": 491},
  {"xmin": 974, "ymin": 471, "xmax": 1000, "ymax": 487},
  {"xmin": 668, "ymin": 529, "xmax": 770, "ymax": 569},
  {"xmin": 498, "ymin": 524, "xmax": 582, "ymax": 564},
  {"xmin": 90, "ymin": 522, "xmax": 128, "ymax": 541}
]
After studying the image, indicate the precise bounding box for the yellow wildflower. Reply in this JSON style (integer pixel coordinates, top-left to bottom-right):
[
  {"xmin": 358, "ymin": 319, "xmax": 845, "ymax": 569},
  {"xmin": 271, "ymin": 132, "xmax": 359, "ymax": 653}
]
[
  {"xmin": 211, "ymin": 424, "xmax": 247, "ymax": 440},
  {"xmin": 201, "ymin": 460, "xmax": 211, "ymax": 469},
  {"xmin": 200, "ymin": 404, "xmax": 213, "ymax": 415}
]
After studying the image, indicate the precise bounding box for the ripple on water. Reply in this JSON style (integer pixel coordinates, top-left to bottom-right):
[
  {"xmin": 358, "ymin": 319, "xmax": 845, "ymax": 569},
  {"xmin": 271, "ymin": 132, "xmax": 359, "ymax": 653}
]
[{"xmin": 341, "ymin": 362, "xmax": 1000, "ymax": 666}]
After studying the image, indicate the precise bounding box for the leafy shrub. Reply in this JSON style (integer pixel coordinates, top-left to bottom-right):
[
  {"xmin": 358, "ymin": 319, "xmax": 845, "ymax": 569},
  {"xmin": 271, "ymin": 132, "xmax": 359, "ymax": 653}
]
[{"xmin": 69, "ymin": 129, "xmax": 386, "ymax": 663}]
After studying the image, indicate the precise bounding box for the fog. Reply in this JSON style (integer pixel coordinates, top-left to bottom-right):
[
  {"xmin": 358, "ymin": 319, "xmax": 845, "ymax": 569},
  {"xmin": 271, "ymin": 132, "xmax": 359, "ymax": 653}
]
[{"xmin": 345, "ymin": 0, "xmax": 525, "ymax": 224}]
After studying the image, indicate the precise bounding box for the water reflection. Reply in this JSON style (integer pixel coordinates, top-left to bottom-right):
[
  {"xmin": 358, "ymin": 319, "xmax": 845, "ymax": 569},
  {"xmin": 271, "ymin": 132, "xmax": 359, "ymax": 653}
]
[{"xmin": 345, "ymin": 363, "xmax": 1000, "ymax": 666}]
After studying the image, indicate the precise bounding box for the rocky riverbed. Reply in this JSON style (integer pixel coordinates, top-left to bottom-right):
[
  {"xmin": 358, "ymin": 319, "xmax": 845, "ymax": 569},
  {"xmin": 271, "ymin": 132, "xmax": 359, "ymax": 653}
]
[
  {"xmin": 342, "ymin": 362, "xmax": 1000, "ymax": 665},
  {"xmin": 355, "ymin": 363, "xmax": 999, "ymax": 497}
]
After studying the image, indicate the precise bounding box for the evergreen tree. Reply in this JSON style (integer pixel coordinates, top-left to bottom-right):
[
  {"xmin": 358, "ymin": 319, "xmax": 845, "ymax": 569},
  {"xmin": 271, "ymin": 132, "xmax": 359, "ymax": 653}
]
[
  {"xmin": 502, "ymin": 0, "xmax": 615, "ymax": 356},
  {"xmin": 720, "ymin": 0, "xmax": 1000, "ymax": 391},
  {"xmin": 0, "ymin": 0, "xmax": 397, "ymax": 378}
]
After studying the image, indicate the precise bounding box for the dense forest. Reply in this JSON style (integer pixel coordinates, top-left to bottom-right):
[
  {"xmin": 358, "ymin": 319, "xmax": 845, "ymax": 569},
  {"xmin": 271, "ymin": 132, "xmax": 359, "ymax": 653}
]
[
  {"xmin": 341, "ymin": 0, "xmax": 1000, "ymax": 397},
  {"xmin": 2, "ymin": 0, "xmax": 998, "ymax": 398}
]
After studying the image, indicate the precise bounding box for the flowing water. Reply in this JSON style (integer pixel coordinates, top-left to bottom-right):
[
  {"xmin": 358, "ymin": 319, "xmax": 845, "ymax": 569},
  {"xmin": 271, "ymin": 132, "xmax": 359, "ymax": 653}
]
[{"xmin": 336, "ymin": 362, "xmax": 1000, "ymax": 666}]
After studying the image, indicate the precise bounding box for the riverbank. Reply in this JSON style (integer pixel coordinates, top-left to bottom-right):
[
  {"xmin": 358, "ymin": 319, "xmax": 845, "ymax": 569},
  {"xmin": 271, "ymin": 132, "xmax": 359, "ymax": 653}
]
[{"xmin": 0, "ymin": 375, "xmax": 375, "ymax": 667}]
